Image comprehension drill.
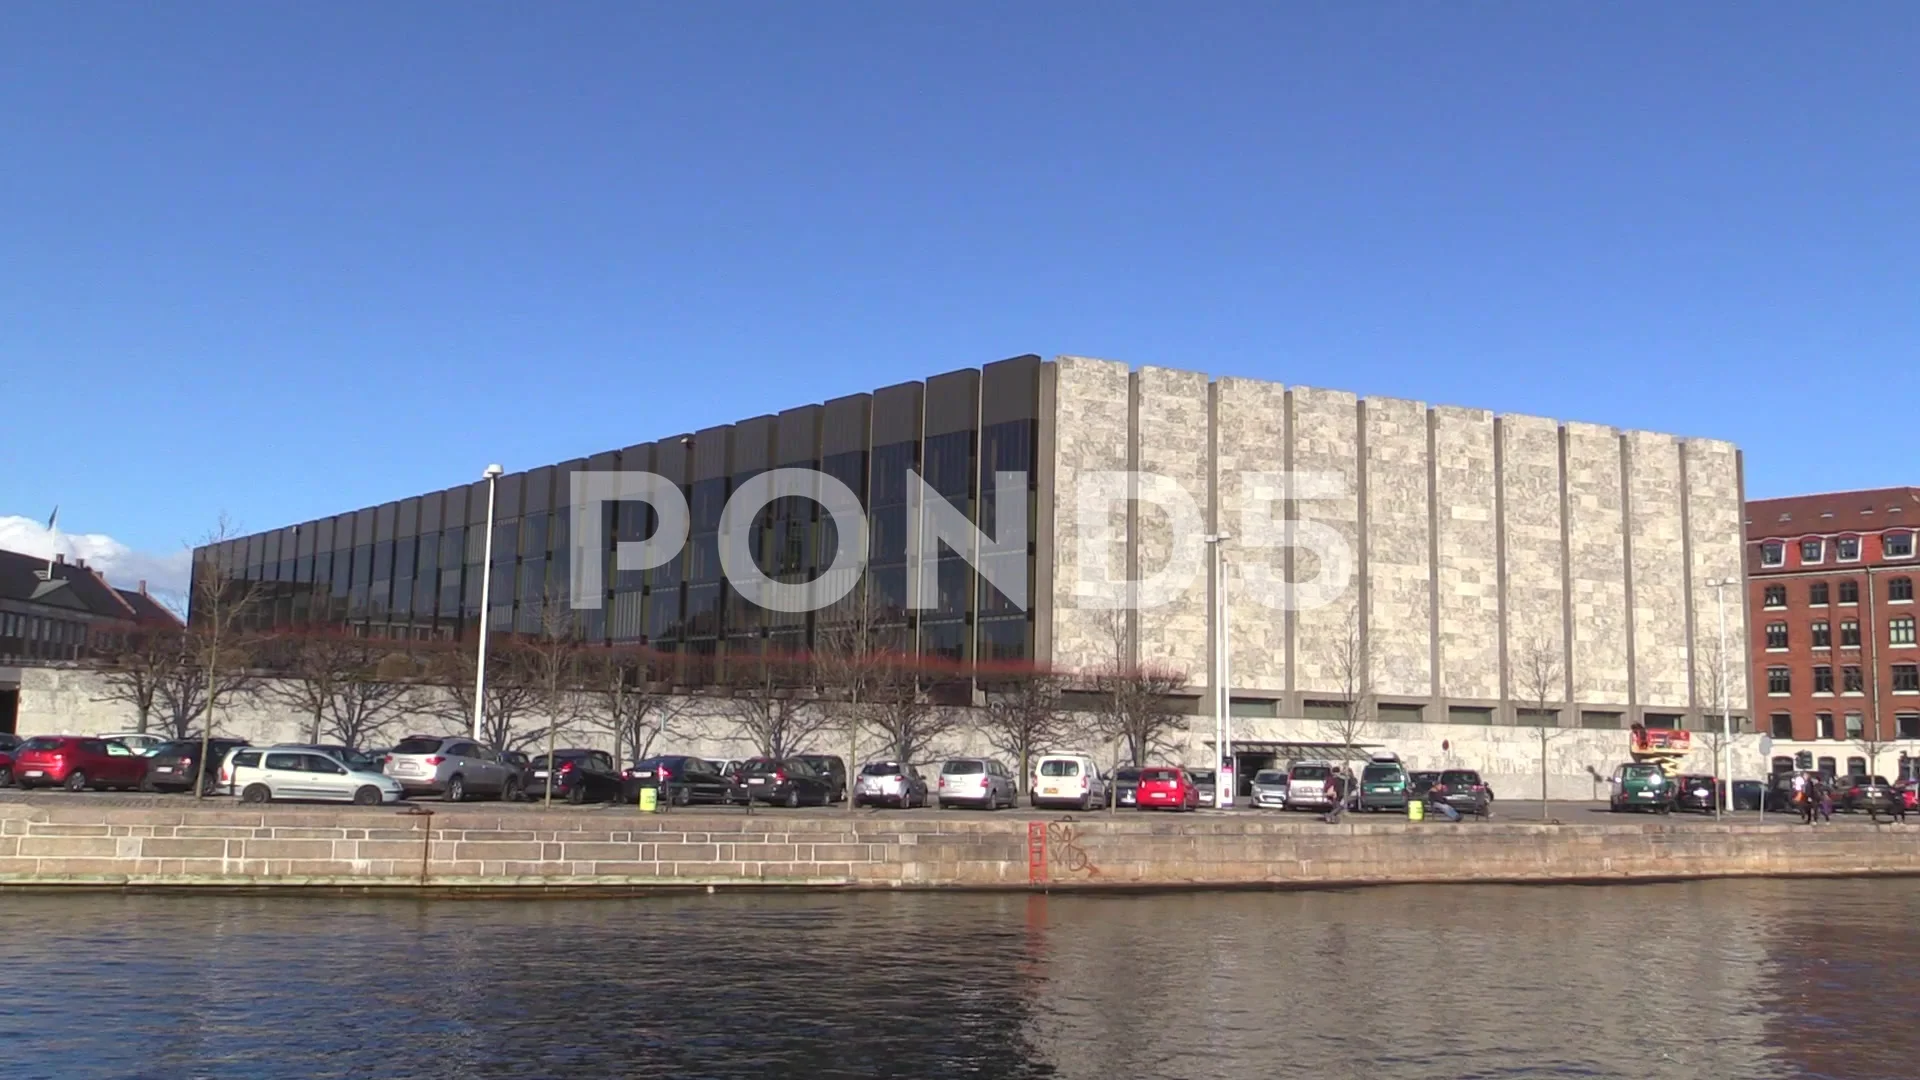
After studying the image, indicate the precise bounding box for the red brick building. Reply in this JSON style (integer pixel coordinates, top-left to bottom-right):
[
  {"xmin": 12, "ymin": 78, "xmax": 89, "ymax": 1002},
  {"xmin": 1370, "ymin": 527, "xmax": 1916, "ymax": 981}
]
[{"xmin": 1746, "ymin": 486, "xmax": 1920, "ymax": 779}]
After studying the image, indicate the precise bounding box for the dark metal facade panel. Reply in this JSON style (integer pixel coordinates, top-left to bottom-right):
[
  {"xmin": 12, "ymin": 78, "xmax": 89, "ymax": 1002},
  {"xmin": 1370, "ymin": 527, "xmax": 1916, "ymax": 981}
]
[
  {"xmin": 981, "ymin": 355, "xmax": 1042, "ymax": 425},
  {"xmin": 589, "ymin": 449, "xmax": 623, "ymax": 473},
  {"xmin": 374, "ymin": 502, "xmax": 398, "ymax": 543},
  {"xmin": 278, "ymin": 526, "xmax": 298, "ymax": 559},
  {"xmin": 925, "ymin": 368, "xmax": 981, "ymax": 436},
  {"xmin": 419, "ymin": 492, "xmax": 443, "ymax": 535},
  {"xmin": 650, "ymin": 439, "xmax": 688, "ymax": 483},
  {"xmin": 553, "ymin": 458, "xmax": 588, "ymax": 506},
  {"xmin": 777, "ymin": 405, "xmax": 823, "ymax": 465},
  {"xmin": 692, "ymin": 425, "xmax": 732, "ymax": 481},
  {"xmin": 296, "ymin": 521, "xmax": 317, "ymax": 559},
  {"xmin": 525, "ymin": 465, "xmax": 554, "ymax": 516},
  {"xmin": 441, "ymin": 485, "xmax": 466, "ymax": 530},
  {"xmin": 353, "ymin": 508, "xmax": 376, "ymax": 545},
  {"xmin": 315, "ymin": 518, "xmax": 335, "ymax": 553},
  {"xmin": 872, "ymin": 382, "xmax": 925, "ymax": 446},
  {"xmin": 467, "ymin": 481, "xmax": 489, "ymax": 526},
  {"xmin": 822, "ymin": 394, "xmax": 872, "ymax": 455},
  {"xmin": 496, "ymin": 471, "xmax": 524, "ymax": 520},
  {"xmin": 732, "ymin": 415, "xmax": 776, "ymax": 473},
  {"xmin": 397, "ymin": 497, "xmax": 419, "ymax": 538}
]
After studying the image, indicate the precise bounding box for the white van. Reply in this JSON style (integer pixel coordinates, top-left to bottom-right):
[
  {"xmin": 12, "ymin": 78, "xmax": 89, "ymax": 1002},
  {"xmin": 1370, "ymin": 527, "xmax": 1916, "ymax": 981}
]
[
  {"xmin": 224, "ymin": 745, "xmax": 406, "ymax": 806},
  {"xmin": 1029, "ymin": 752, "xmax": 1108, "ymax": 811}
]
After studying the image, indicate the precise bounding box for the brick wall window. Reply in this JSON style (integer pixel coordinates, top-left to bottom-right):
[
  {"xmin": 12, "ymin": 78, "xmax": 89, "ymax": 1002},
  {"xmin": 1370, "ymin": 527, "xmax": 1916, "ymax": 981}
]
[
  {"xmin": 1844, "ymin": 665, "xmax": 1865, "ymax": 693},
  {"xmin": 1813, "ymin": 665, "xmax": 1834, "ymax": 694},
  {"xmin": 1811, "ymin": 621, "xmax": 1830, "ymax": 648},
  {"xmin": 1888, "ymin": 532, "xmax": 1915, "ymax": 559},
  {"xmin": 1838, "ymin": 537, "xmax": 1861, "ymax": 562},
  {"xmin": 1892, "ymin": 576, "xmax": 1914, "ymax": 602},
  {"xmin": 1766, "ymin": 622, "xmax": 1789, "ymax": 650},
  {"xmin": 1842, "ymin": 620, "xmax": 1862, "ymax": 647},
  {"xmin": 1892, "ymin": 616, "xmax": 1916, "ymax": 646},
  {"xmin": 1817, "ymin": 712, "xmax": 1836, "ymax": 739},
  {"xmin": 1895, "ymin": 664, "xmax": 1920, "ymax": 693},
  {"xmin": 1845, "ymin": 712, "xmax": 1865, "ymax": 740},
  {"xmin": 1762, "ymin": 542, "xmax": 1786, "ymax": 567},
  {"xmin": 1771, "ymin": 713, "xmax": 1794, "ymax": 738},
  {"xmin": 1810, "ymin": 582, "xmax": 1830, "ymax": 606},
  {"xmin": 1764, "ymin": 585, "xmax": 1787, "ymax": 608},
  {"xmin": 1840, "ymin": 580, "xmax": 1860, "ymax": 604},
  {"xmin": 1801, "ymin": 538, "xmax": 1825, "ymax": 564},
  {"xmin": 1901, "ymin": 713, "xmax": 1920, "ymax": 739},
  {"xmin": 1768, "ymin": 666, "xmax": 1792, "ymax": 695}
]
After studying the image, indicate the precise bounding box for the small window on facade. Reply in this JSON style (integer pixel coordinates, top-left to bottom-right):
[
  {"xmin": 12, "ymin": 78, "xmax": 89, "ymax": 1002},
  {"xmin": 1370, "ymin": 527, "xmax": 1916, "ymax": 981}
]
[
  {"xmin": 1768, "ymin": 667, "xmax": 1792, "ymax": 695},
  {"xmin": 1813, "ymin": 665, "xmax": 1834, "ymax": 694},
  {"xmin": 1895, "ymin": 665, "xmax": 1920, "ymax": 693},
  {"xmin": 1817, "ymin": 714, "xmax": 1836, "ymax": 740},
  {"xmin": 1840, "ymin": 580, "xmax": 1860, "ymax": 604},
  {"xmin": 1902, "ymin": 714, "xmax": 1920, "ymax": 739},
  {"xmin": 1766, "ymin": 623, "xmax": 1789, "ymax": 649},
  {"xmin": 1842, "ymin": 620, "xmax": 1862, "ymax": 647},
  {"xmin": 1771, "ymin": 713, "xmax": 1794, "ymax": 739},
  {"xmin": 1812, "ymin": 621, "xmax": 1831, "ymax": 648},
  {"xmin": 1844, "ymin": 665, "xmax": 1865, "ymax": 693},
  {"xmin": 1763, "ymin": 585, "xmax": 1787, "ymax": 608},
  {"xmin": 1848, "ymin": 756, "xmax": 1868, "ymax": 776},
  {"xmin": 1845, "ymin": 713, "xmax": 1865, "ymax": 740},
  {"xmin": 1893, "ymin": 577, "xmax": 1914, "ymax": 602},
  {"xmin": 1837, "ymin": 536, "xmax": 1861, "ymax": 562},
  {"xmin": 1801, "ymin": 538, "xmax": 1825, "ymax": 564},
  {"xmin": 1889, "ymin": 533, "xmax": 1916, "ymax": 559},
  {"xmin": 1809, "ymin": 582, "xmax": 1830, "ymax": 606},
  {"xmin": 1761, "ymin": 541, "xmax": 1785, "ymax": 567},
  {"xmin": 1892, "ymin": 616, "xmax": 1916, "ymax": 646},
  {"xmin": 1819, "ymin": 756, "xmax": 1839, "ymax": 777}
]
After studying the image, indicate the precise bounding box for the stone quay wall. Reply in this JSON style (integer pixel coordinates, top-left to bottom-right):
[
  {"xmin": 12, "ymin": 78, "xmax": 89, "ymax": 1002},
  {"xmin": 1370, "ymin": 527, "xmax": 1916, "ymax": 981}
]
[{"xmin": 0, "ymin": 803, "xmax": 1914, "ymax": 892}]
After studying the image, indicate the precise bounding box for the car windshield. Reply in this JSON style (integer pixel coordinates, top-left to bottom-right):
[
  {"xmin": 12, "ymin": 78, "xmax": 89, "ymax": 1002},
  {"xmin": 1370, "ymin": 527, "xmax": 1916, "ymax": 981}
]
[
  {"xmin": 1039, "ymin": 760, "xmax": 1081, "ymax": 777},
  {"xmin": 861, "ymin": 762, "xmax": 904, "ymax": 776},
  {"xmin": 1623, "ymin": 765, "xmax": 1662, "ymax": 780},
  {"xmin": 391, "ymin": 737, "xmax": 444, "ymax": 755},
  {"xmin": 1253, "ymin": 770, "xmax": 1287, "ymax": 784},
  {"xmin": 531, "ymin": 753, "xmax": 590, "ymax": 769},
  {"xmin": 1140, "ymin": 768, "xmax": 1180, "ymax": 782},
  {"xmin": 1291, "ymin": 765, "xmax": 1331, "ymax": 780},
  {"xmin": 1362, "ymin": 764, "xmax": 1401, "ymax": 781},
  {"xmin": 942, "ymin": 760, "xmax": 985, "ymax": 775}
]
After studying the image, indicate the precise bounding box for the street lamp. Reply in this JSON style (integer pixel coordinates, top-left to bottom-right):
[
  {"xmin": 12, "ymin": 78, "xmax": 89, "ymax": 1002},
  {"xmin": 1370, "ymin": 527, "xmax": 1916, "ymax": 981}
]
[
  {"xmin": 472, "ymin": 463, "xmax": 505, "ymax": 742},
  {"xmin": 1205, "ymin": 532, "xmax": 1233, "ymax": 808},
  {"xmin": 1703, "ymin": 576, "xmax": 1739, "ymax": 815}
]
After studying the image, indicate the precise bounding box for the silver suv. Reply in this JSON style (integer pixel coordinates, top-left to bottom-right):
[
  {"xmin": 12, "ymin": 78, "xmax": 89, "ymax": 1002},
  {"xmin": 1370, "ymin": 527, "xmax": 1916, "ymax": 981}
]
[{"xmin": 382, "ymin": 734, "xmax": 520, "ymax": 801}]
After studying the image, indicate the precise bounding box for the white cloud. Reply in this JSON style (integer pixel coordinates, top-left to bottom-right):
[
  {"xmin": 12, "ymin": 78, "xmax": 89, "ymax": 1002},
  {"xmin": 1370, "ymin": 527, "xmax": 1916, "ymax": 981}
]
[{"xmin": 0, "ymin": 515, "xmax": 193, "ymax": 602}]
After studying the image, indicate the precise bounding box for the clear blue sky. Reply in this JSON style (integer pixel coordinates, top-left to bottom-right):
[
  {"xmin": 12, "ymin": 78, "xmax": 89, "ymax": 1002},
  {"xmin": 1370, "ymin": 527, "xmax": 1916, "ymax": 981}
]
[{"xmin": 3, "ymin": 2, "xmax": 1915, "ymax": 568}]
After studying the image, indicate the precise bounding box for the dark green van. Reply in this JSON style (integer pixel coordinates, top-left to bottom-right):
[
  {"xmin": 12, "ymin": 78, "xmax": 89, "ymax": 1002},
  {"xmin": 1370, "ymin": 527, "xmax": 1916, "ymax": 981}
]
[
  {"xmin": 1358, "ymin": 754, "xmax": 1409, "ymax": 811},
  {"xmin": 1609, "ymin": 762, "xmax": 1673, "ymax": 813}
]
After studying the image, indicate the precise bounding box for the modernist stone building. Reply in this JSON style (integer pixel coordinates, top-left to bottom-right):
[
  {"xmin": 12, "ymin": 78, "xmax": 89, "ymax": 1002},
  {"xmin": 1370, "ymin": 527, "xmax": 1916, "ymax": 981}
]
[{"xmin": 191, "ymin": 354, "xmax": 1752, "ymax": 783}]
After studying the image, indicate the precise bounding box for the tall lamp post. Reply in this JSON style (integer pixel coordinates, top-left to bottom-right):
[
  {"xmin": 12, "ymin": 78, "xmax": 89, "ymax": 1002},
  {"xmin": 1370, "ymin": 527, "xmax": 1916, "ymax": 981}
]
[
  {"xmin": 1205, "ymin": 532, "xmax": 1233, "ymax": 808},
  {"xmin": 471, "ymin": 463, "xmax": 505, "ymax": 743},
  {"xmin": 1703, "ymin": 576, "xmax": 1739, "ymax": 815}
]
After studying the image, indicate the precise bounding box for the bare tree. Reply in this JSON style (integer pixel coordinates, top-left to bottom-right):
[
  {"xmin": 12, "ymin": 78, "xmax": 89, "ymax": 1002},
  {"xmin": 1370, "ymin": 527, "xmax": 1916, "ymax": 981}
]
[
  {"xmin": 578, "ymin": 645, "xmax": 692, "ymax": 765},
  {"xmin": 1089, "ymin": 610, "xmax": 1190, "ymax": 767},
  {"xmin": 186, "ymin": 517, "xmax": 269, "ymax": 797},
  {"xmin": 91, "ymin": 627, "xmax": 188, "ymax": 735},
  {"xmin": 863, "ymin": 651, "xmax": 958, "ymax": 768},
  {"xmin": 425, "ymin": 636, "xmax": 544, "ymax": 751},
  {"xmin": 719, "ymin": 650, "xmax": 830, "ymax": 761},
  {"xmin": 523, "ymin": 594, "xmax": 588, "ymax": 804},
  {"xmin": 321, "ymin": 645, "xmax": 418, "ymax": 751},
  {"xmin": 812, "ymin": 581, "xmax": 894, "ymax": 806},
  {"xmin": 981, "ymin": 668, "xmax": 1072, "ymax": 797},
  {"xmin": 258, "ymin": 633, "xmax": 358, "ymax": 745},
  {"xmin": 1693, "ymin": 628, "xmax": 1740, "ymax": 817},
  {"xmin": 1514, "ymin": 635, "xmax": 1570, "ymax": 821},
  {"xmin": 1317, "ymin": 606, "xmax": 1372, "ymax": 809}
]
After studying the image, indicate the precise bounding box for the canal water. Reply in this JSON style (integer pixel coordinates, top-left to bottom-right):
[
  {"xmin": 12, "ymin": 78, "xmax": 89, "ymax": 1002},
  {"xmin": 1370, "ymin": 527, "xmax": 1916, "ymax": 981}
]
[{"xmin": 0, "ymin": 879, "xmax": 1912, "ymax": 1079}]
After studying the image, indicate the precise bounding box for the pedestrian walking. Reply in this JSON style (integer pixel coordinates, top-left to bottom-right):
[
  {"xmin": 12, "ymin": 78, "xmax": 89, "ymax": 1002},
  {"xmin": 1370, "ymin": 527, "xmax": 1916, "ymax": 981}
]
[
  {"xmin": 1817, "ymin": 779, "xmax": 1834, "ymax": 824},
  {"xmin": 1792, "ymin": 772, "xmax": 1812, "ymax": 825}
]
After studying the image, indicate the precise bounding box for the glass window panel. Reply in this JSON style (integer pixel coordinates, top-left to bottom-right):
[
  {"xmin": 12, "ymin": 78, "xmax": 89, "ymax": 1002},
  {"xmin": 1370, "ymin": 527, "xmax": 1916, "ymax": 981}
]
[{"xmin": 520, "ymin": 513, "xmax": 548, "ymax": 557}]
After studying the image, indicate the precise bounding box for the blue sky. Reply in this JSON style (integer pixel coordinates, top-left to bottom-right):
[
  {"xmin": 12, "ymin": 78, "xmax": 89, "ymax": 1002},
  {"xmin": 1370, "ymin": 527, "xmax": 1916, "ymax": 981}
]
[{"xmin": 3, "ymin": 2, "xmax": 1915, "ymax": 585}]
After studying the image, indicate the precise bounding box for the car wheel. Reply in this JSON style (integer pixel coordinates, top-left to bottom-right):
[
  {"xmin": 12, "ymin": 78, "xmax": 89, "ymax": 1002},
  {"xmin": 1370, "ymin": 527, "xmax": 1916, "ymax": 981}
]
[
  {"xmin": 445, "ymin": 775, "xmax": 467, "ymax": 803},
  {"xmin": 138, "ymin": 776, "xmax": 155, "ymax": 793},
  {"xmin": 1078, "ymin": 794, "xmax": 1091, "ymax": 812},
  {"xmin": 0, "ymin": 766, "xmax": 10, "ymax": 788},
  {"xmin": 566, "ymin": 784, "xmax": 587, "ymax": 806},
  {"xmin": 352, "ymin": 785, "xmax": 382, "ymax": 806},
  {"xmin": 241, "ymin": 783, "xmax": 271, "ymax": 804},
  {"xmin": 64, "ymin": 771, "xmax": 89, "ymax": 792},
  {"xmin": 673, "ymin": 786, "xmax": 691, "ymax": 807},
  {"xmin": 783, "ymin": 788, "xmax": 800, "ymax": 809},
  {"xmin": 500, "ymin": 778, "xmax": 522, "ymax": 803}
]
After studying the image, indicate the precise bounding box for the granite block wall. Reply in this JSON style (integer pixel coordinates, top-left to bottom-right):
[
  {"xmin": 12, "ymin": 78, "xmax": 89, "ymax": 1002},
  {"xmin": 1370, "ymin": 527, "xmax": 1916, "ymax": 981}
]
[{"xmin": 1434, "ymin": 407, "xmax": 1501, "ymax": 703}]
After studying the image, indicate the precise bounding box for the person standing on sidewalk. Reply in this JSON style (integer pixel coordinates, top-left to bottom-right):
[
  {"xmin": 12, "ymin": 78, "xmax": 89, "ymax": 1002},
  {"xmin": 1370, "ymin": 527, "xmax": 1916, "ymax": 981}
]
[{"xmin": 1816, "ymin": 777, "xmax": 1835, "ymax": 824}]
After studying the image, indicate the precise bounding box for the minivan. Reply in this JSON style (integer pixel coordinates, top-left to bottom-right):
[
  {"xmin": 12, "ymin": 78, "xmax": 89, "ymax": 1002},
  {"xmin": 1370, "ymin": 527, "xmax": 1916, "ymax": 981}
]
[
  {"xmin": 1285, "ymin": 761, "xmax": 1341, "ymax": 811},
  {"xmin": 1357, "ymin": 754, "xmax": 1409, "ymax": 812},
  {"xmin": 1030, "ymin": 753, "xmax": 1107, "ymax": 811},
  {"xmin": 936, "ymin": 757, "xmax": 1016, "ymax": 810}
]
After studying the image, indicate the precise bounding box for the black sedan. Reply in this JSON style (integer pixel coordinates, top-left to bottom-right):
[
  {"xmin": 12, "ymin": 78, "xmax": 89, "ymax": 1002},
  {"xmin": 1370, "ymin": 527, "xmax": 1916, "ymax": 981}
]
[
  {"xmin": 143, "ymin": 738, "xmax": 250, "ymax": 794},
  {"xmin": 1111, "ymin": 766, "xmax": 1142, "ymax": 808},
  {"xmin": 622, "ymin": 756, "xmax": 744, "ymax": 806},
  {"xmin": 1674, "ymin": 774, "xmax": 1723, "ymax": 813},
  {"xmin": 1431, "ymin": 769, "xmax": 1492, "ymax": 818},
  {"xmin": 1836, "ymin": 775, "xmax": 1901, "ymax": 816},
  {"xmin": 523, "ymin": 749, "xmax": 624, "ymax": 804},
  {"xmin": 738, "ymin": 757, "xmax": 837, "ymax": 807}
]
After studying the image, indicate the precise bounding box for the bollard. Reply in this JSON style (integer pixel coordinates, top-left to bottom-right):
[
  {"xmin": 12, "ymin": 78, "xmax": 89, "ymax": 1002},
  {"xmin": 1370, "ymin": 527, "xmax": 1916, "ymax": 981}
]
[{"xmin": 1408, "ymin": 798, "xmax": 1425, "ymax": 822}]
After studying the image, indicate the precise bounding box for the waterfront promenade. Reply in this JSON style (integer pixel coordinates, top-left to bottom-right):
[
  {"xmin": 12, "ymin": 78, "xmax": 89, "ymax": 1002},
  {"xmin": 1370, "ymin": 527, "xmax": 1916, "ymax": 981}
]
[{"xmin": 0, "ymin": 794, "xmax": 1912, "ymax": 892}]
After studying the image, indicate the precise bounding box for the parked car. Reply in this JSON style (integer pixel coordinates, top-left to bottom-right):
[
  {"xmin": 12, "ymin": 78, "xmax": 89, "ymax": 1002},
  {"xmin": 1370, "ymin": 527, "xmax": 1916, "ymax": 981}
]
[
  {"xmin": 1135, "ymin": 766, "xmax": 1200, "ymax": 811},
  {"xmin": 1732, "ymin": 779, "xmax": 1765, "ymax": 811},
  {"xmin": 524, "ymin": 749, "xmax": 623, "ymax": 804},
  {"xmin": 95, "ymin": 732, "xmax": 167, "ymax": 756},
  {"xmin": 1836, "ymin": 775, "xmax": 1901, "ymax": 815},
  {"xmin": 0, "ymin": 733, "xmax": 19, "ymax": 752},
  {"xmin": 229, "ymin": 746, "xmax": 405, "ymax": 805},
  {"xmin": 12, "ymin": 736, "xmax": 149, "ymax": 791},
  {"xmin": 382, "ymin": 735, "xmax": 521, "ymax": 802},
  {"xmin": 1608, "ymin": 762, "xmax": 1674, "ymax": 814},
  {"xmin": 1433, "ymin": 769, "xmax": 1493, "ymax": 818},
  {"xmin": 498, "ymin": 749, "xmax": 530, "ymax": 775},
  {"xmin": 1409, "ymin": 770, "xmax": 1442, "ymax": 800},
  {"xmin": 0, "ymin": 740, "xmax": 16, "ymax": 787},
  {"xmin": 1764, "ymin": 772, "xmax": 1799, "ymax": 812},
  {"xmin": 1111, "ymin": 765, "xmax": 1143, "ymax": 808},
  {"xmin": 143, "ymin": 738, "xmax": 250, "ymax": 794},
  {"xmin": 1250, "ymin": 768, "xmax": 1289, "ymax": 810},
  {"xmin": 853, "ymin": 759, "xmax": 929, "ymax": 808},
  {"xmin": 1357, "ymin": 754, "xmax": 1410, "ymax": 812},
  {"xmin": 622, "ymin": 755, "xmax": 741, "ymax": 806},
  {"xmin": 1030, "ymin": 752, "xmax": 1107, "ymax": 811},
  {"xmin": 936, "ymin": 757, "xmax": 1016, "ymax": 810},
  {"xmin": 795, "ymin": 754, "xmax": 849, "ymax": 802},
  {"xmin": 1187, "ymin": 767, "xmax": 1218, "ymax": 806},
  {"xmin": 1900, "ymin": 781, "xmax": 1919, "ymax": 812},
  {"xmin": 1673, "ymin": 773, "xmax": 1722, "ymax": 813},
  {"xmin": 1285, "ymin": 761, "xmax": 1342, "ymax": 812},
  {"xmin": 739, "ymin": 757, "xmax": 837, "ymax": 807}
]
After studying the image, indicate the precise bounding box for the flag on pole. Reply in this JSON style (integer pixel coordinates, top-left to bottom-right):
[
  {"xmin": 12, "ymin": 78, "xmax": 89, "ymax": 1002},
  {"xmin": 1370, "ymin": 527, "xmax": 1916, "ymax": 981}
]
[
  {"xmin": 46, "ymin": 505, "xmax": 58, "ymax": 531},
  {"xmin": 42, "ymin": 506, "xmax": 60, "ymax": 579}
]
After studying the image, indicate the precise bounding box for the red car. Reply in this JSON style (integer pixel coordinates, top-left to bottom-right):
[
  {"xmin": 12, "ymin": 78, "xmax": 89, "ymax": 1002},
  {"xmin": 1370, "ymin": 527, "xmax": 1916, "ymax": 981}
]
[
  {"xmin": 1135, "ymin": 765, "xmax": 1201, "ymax": 812},
  {"xmin": 12, "ymin": 736, "xmax": 150, "ymax": 792}
]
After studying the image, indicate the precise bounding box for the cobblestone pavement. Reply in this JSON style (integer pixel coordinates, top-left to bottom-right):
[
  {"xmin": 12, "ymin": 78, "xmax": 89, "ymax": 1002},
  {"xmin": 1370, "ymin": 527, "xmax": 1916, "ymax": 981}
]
[{"xmin": 0, "ymin": 787, "xmax": 1903, "ymax": 827}]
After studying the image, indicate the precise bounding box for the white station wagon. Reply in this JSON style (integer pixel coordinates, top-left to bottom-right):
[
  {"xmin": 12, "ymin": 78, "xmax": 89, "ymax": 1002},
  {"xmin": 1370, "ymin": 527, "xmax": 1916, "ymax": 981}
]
[{"xmin": 223, "ymin": 746, "xmax": 406, "ymax": 806}]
